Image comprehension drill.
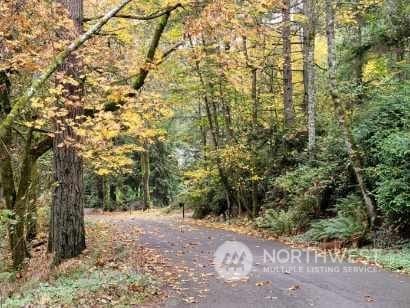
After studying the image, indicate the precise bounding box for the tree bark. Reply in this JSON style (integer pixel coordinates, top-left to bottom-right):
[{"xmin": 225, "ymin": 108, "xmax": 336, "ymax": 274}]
[
  {"xmin": 0, "ymin": 73, "xmax": 14, "ymax": 218},
  {"xmin": 12, "ymin": 130, "xmax": 36, "ymax": 266},
  {"xmin": 0, "ymin": 71, "xmax": 23, "ymax": 269},
  {"xmin": 242, "ymin": 36, "xmax": 259, "ymax": 217},
  {"xmin": 353, "ymin": 0, "xmax": 365, "ymax": 105},
  {"xmin": 109, "ymin": 179, "xmax": 117, "ymax": 210},
  {"xmin": 141, "ymin": 144, "xmax": 151, "ymax": 210},
  {"xmin": 132, "ymin": 12, "xmax": 171, "ymax": 90},
  {"xmin": 198, "ymin": 102, "xmax": 207, "ymax": 150},
  {"xmin": 282, "ymin": 0, "xmax": 295, "ymax": 128},
  {"xmin": 26, "ymin": 163, "xmax": 38, "ymax": 242},
  {"xmin": 103, "ymin": 177, "xmax": 111, "ymax": 211},
  {"xmin": 325, "ymin": 0, "xmax": 376, "ymax": 228},
  {"xmin": 303, "ymin": 0, "xmax": 316, "ymax": 160},
  {"xmin": 51, "ymin": 0, "xmax": 86, "ymax": 264},
  {"xmin": 96, "ymin": 175, "xmax": 104, "ymax": 209}
]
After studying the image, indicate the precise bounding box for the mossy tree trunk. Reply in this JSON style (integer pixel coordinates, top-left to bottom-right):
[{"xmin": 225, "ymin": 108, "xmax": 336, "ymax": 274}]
[
  {"xmin": 0, "ymin": 71, "xmax": 24, "ymax": 269},
  {"xmin": 303, "ymin": 0, "xmax": 317, "ymax": 160},
  {"xmin": 325, "ymin": 0, "xmax": 376, "ymax": 228},
  {"xmin": 26, "ymin": 163, "xmax": 39, "ymax": 242},
  {"xmin": 282, "ymin": 0, "xmax": 295, "ymax": 128}
]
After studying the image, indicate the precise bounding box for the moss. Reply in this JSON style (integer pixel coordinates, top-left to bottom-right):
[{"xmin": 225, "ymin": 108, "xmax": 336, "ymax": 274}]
[{"xmin": 3, "ymin": 269, "xmax": 157, "ymax": 307}]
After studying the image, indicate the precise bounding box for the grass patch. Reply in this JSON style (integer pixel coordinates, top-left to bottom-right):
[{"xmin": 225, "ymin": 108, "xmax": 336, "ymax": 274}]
[
  {"xmin": 0, "ymin": 219, "xmax": 160, "ymax": 306},
  {"xmin": 348, "ymin": 246, "xmax": 410, "ymax": 273},
  {"xmin": 3, "ymin": 269, "xmax": 156, "ymax": 307}
]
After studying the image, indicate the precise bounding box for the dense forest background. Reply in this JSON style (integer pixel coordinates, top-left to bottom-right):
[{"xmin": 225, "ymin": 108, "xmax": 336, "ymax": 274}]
[{"xmin": 0, "ymin": 0, "xmax": 409, "ymax": 271}]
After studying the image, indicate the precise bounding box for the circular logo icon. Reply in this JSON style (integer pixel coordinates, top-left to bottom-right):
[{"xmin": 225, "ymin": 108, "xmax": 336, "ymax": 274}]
[{"xmin": 214, "ymin": 241, "xmax": 253, "ymax": 280}]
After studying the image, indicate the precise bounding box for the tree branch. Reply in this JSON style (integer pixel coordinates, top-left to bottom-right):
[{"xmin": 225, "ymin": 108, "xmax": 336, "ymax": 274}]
[
  {"xmin": 84, "ymin": 5, "xmax": 180, "ymax": 116},
  {"xmin": 30, "ymin": 137, "xmax": 53, "ymax": 160},
  {"xmin": 132, "ymin": 12, "xmax": 171, "ymax": 90},
  {"xmin": 112, "ymin": 41, "xmax": 183, "ymax": 86},
  {"xmin": 0, "ymin": 0, "xmax": 134, "ymax": 140},
  {"xmin": 83, "ymin": 3, "xmax": 182, "ymax": 22}
]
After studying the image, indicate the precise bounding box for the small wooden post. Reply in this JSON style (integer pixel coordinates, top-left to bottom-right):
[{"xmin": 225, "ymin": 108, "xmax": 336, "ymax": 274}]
[
  {"xmin": 179, "ymin": 202, "xmax": 185, "ymax": 232},
  {"xmin": 179, "ymin": 202, "xmax": 185, "ymax": 219}
]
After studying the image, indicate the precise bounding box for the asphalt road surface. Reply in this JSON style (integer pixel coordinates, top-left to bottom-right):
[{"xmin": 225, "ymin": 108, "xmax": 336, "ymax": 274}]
[{"xmin": 90, "ymin": 213, "xmax": 410, "ymax": 308}]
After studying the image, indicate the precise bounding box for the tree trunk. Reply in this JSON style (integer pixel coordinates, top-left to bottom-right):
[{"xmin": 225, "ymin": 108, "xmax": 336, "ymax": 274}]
[
  {"xmin": 9, "ymin": 129, "xmax": 38, "ymax": 268},
  {"xmin": 109, "ymin": 180, "xmax": 117, "ymax": 210},
  {"xmin": 51, "ymin": 0, "xmax": 86, "ymax": 264},
  {"xmin": 282, "ymin": 0, "xmax": 295, "ymax": 128},
  {"xmin": 103, "ymin": 177, "xmax": 111, "ymax": 211},
  {"xmin": 325, "ymin": 0, "xmax": 376, "ymax": 228},
  {"xmin": 242, "ymin": 36, "xmax": 260, "ymax": 217},
  {"xmin": 52, "ymin": 131, "xmax": 86, "ymax": 262},
  {"xmin": 26, "ymin": 163, "xmax": 39, "ymax": 242},
  {"xmin": 304, "ymin": 0, "xmax": 316, "ymax": 160},
  {"xmin": 0, "ymin": 71, "xmax": 33, "ymax": 269},
  {"xmin": 191, "ymin": 37, "xmax": 238, "ymax": 213},
  {"xmin": 132, "ymin": 13, "xmax": 171, "ymax": 90},
  {"xmin": 198, "ymin": 102, "xmax": 207, "ymax": 150},
  {"xmin": 251, "ymin": 68, "xmax": 259, "ymax": 218},
  {"xmin": 141, "ymin": 145, "xmax": 151, "ymax": 210},
  {"xmin": 0, "ymin": 71, "xmax": 25, "ymax": 269},
  {"xmin": 353, "ymin": 0, "xmax": 365, "ymax": 105},
  {"xmin": 96, "ymin": 175, "xmax": 104, "ymax": 209},
  {"xmin": 396, "ymin": 44, "xmax": 406, "ymax": 81},
  {"xmin": 0, "ymin": 73, "xmax": 14, "ymax": 219}
]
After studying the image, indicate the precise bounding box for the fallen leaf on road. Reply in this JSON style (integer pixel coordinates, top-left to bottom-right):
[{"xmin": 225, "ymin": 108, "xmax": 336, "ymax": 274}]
[
  {"xmin": 365, "ymin": 295, "xmax": 375, "ymax": 302},
  {"xmin": 256, "ymin": 280, "xmax": 272, "ymax": 287},
  {"xmin": 288, "ymin": 284, "xmax": 300, "ymax": 291},
  {"xmin": 183, "ymin": 297, "xmax": 197, "ymax": 304},
  {"xmin": 264, "ymin": 296, "xmax": 278, "ymax": 300}
]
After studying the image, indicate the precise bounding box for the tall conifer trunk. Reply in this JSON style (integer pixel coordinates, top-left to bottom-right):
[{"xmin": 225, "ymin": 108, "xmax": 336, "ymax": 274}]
[
  {"xmin": 303, "ymin": 0, "xmax": 316, "ymax": 159},
  {"xmin": 282, "ymin": 0, "xmax": 294, "ymax": 128},
  {"xmin": 50, "ymin": 0, "xmax": 86, "ymax": 264}
]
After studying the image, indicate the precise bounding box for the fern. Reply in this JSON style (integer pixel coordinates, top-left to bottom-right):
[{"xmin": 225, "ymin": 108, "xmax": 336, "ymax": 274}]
[
  {"xmin": 256, "ymin": 209, "xmax": 295, "ymax": 235},
  {"xmin": 306, "ymin": 195, "xmax": 368, "ymax": 241}
]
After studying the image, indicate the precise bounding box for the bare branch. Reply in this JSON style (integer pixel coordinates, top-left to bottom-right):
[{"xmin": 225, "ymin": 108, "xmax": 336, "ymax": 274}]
[{"xmin": 83, "ymin": 3, "xmax": 182, "ymax": 22}]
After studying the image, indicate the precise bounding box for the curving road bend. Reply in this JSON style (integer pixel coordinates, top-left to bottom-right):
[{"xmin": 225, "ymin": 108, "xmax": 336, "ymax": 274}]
[{"xmin": 88, "ymin": 213, "xmax": 410, "ymax": 308}]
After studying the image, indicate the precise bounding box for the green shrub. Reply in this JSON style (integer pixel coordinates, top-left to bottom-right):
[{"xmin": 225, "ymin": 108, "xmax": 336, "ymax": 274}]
[
  {"xmin": 268, "ymin": 163, "xmax": 341, "ymax": 230},
  {"xmin": 354, "ymin": 88, "xmax": 410, "ymax": 228},
  {"xmin": 306, "ymin": 216, "xmax": 365, "ymax": 242},
  {"xmin": 290, "ymin": 196, "xmax": 320, "ymax": 230},
  {"xmin": 305, "ymin": 195, "xmax": 368, "ymax": 242},
  {"xmin": 256, "ymin": 209, "xmax": 295, "ymax": 235},
  {"xmin": 275, "ymin": 164, "xmax": 335, "ymax": 198},
  {"xmin": 182, "ymin": 165, "xmax": 229, "ymax": 218},
  {"xmin": 373, "ymin": 131, "xmax": 410, "ymax": 225},
  {"xmin": 256, "ymin": 199, "xmax": 321, "ymax": 236}
]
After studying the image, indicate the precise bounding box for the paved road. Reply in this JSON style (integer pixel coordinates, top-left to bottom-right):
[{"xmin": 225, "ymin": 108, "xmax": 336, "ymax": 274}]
[{"xmin": 93, "ymin": 213, "xmax": 410, "ymax": 308}]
